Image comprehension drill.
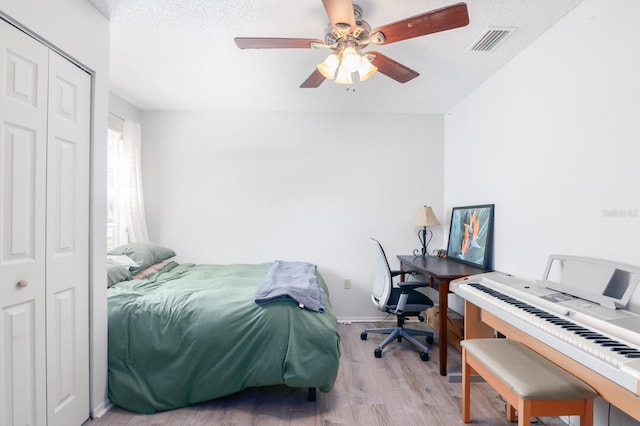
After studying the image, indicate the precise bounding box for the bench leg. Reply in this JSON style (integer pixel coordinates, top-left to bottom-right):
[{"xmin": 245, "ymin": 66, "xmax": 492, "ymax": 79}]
[
  {"xmin": 517, "ymin": 399, "xmax": 532, "ymax": 426},
  {"xmin": 462, "ymin": 348, "xmax": 471, "ymax": 423},
  {"xmin": 506, "ymin": 403, "xmax": 516, "ymax": 422},
  {"xmin": 581, "ymin": 399, "xmax": 594, "ymax": 426}
]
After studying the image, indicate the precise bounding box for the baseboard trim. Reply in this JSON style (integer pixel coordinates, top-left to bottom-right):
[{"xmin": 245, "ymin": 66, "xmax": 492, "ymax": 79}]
[
  {"xmin": 336, "ymin": 317, "xmax": 428, "ymax": 324},
  {"xmin": 91, "ymin": 400, "xmax": 113, "ymax": 419},
  {"xmin": 337, "ymin": 317, "xmax": 393, "ymax": 323}
]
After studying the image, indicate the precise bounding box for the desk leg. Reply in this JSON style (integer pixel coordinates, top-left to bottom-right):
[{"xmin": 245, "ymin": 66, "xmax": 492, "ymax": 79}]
[
  {"xmin": 439, "ymin": 280, "xmax": 449, "ymax": 376},
  {"xmin": 398, "ymin": 260, "xmax": 406, "ymax": 282}
]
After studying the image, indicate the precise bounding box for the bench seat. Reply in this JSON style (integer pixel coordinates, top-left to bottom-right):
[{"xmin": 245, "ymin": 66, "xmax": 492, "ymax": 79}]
[{"xmin": 461, "ymin": 338, "xmax": 597, "ymax": 426}]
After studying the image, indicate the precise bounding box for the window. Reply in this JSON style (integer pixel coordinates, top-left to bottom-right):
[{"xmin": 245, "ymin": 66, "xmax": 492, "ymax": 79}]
[
  {"xmin": 107, "ymin": 127, "xmax": 127, "ymax": 251},
  {"xmin": 106, "ymin": 117, "xmax": 149, "ymax": 251}
]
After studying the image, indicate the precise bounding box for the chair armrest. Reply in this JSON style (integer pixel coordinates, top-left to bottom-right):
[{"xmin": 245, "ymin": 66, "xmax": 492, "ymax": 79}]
[
  {"xmin": 397, "ymin": 281, "xmax": 430, "ymax": 290},
  {"xmin": 389, "ymin": 269, "xmax": 404, "ymax": 278},
  {"xmin": 390, "ymin": 269, "xmax": 422, "ymax": 278}
]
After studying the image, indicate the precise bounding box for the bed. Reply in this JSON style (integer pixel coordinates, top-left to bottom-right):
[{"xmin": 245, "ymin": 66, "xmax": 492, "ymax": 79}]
[{"xmin": 106, "ymin": 243, "xmax": 341, "ymax": 414}]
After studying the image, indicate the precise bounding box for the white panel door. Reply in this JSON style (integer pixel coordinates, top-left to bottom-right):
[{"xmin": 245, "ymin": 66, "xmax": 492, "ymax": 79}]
[
  {"xmin": 46, "ymin": 50, "xmax": 91, "ymax": 426},
  {"xmin": 0, "ymin": 20, "xmax": 49, "ymax": 426}
]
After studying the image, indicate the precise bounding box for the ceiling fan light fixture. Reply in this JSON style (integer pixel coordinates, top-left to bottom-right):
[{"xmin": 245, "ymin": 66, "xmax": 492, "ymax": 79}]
[
  {"xmin": 236, "ymin": 2, "xmax": 471, "ymax": 88},
  {"xmin": 340, "ymin": 46, "xmax": 361, "ymax": 73},
  {"xmin": 357, "ymin": 55, "xmax": 377, "ymax": 81},
  {"xmin": 317, "ymin": 53, "xmax": 340, "ymax": 80}
]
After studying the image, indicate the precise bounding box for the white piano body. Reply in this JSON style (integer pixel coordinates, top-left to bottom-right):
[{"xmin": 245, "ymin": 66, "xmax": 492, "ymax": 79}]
[{"xmin": 451, "ymin": 254, "xmax": 640, "ymax": 421}]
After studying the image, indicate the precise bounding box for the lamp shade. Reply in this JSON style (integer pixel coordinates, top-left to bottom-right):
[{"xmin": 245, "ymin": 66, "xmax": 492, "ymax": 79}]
[{"xmin": 415, "ymin": 206, "xmax": 440, "ymax": 227}]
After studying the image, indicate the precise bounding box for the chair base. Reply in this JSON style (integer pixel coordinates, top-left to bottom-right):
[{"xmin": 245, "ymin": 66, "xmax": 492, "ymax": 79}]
[{"xmin": 363, "ymin": 325, "xmax": 433, "ymax": 357}]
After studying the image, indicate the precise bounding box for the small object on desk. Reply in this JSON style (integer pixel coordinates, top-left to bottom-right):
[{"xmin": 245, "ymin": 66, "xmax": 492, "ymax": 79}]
[{"xmin": 413, "ymin": 205, "xmax": 440, "ymax": 257}]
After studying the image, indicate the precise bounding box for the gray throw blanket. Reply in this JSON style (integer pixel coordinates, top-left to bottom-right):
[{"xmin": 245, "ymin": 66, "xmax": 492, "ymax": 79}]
[{"xmin": 255, "ymin": 260, "xmax": 326, "ymax": 313}]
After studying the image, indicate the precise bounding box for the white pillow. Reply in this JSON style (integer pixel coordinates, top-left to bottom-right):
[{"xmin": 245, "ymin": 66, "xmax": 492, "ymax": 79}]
[{"xmin": 107, "ymin": 254, "xmax": 139, "ymax": 269}]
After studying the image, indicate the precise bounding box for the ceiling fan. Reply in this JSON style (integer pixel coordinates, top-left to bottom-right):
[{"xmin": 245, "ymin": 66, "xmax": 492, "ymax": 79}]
[{"xmin": 234, "ymin": 0, "xmax": 469, "ymax": 88}]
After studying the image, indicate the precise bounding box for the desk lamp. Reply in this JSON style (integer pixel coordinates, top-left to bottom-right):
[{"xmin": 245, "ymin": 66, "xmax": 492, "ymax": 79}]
[{"xmin": 413, "ymin": 205, "xmax": 440, "ymax": 257}]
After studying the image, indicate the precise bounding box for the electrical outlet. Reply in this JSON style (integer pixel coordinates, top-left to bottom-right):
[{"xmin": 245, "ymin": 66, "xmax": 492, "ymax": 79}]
[{"xmin": 344, "ymin": 279, "xmax": 351, "ymax": 289}]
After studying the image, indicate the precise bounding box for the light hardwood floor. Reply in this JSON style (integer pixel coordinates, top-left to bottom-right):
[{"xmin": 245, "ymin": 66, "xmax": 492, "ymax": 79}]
[{"xmin": 89, "ymin": 321, "xmax": 566, "ymax": 425}]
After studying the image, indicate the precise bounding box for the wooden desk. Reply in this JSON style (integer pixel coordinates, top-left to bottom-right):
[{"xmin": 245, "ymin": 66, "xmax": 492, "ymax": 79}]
[{"xmin": 397, "ymin": 255, "xmax": 486, "ymax": 376}]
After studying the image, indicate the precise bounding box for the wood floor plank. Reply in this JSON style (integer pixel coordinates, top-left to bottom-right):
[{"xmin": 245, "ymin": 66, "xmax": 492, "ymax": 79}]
[{"xmin": 88, "ymin": 321, "xmax": 567, "ymax": 425}]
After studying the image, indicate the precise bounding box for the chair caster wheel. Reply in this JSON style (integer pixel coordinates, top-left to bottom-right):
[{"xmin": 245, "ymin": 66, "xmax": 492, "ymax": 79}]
[
  {"xmin": 360, "ymin": 332, "xmax": 367, "ymax": 340},
  {"xmin": 374, "ymin": 348, "xmax": 382, "ymax": 358},
  {"xmin": 420, "ymin": 352, "xmax": 429, "ymax": 361},
  {"xmin": 426, "ymin": 335, "xmax": 434, "ymax": 344}
]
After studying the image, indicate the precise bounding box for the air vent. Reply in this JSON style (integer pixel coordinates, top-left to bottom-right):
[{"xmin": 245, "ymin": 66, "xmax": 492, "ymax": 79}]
[{"xmin": 469, "ymin": 27, "xmax": 516, "ymax": 52}]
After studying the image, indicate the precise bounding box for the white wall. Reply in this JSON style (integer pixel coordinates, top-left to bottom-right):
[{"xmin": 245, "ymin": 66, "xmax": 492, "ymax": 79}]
[
  {"xmin": 110, "ymin": 91, "xmax": 142, "ymax": 124},
  {"xmin": 445, "ymin": 0, "xmax": 640, "ymax": 280},
  {"xmin": 141, "ymin": 111, "xmax": 444, "ymax": 320},
  {"xmin": 445, "ymin": 1, "xmax": 640, "ymax": 424},
  {"xmin": 0, "ymin": 0, "xmax": 110, "ymax": 418}
]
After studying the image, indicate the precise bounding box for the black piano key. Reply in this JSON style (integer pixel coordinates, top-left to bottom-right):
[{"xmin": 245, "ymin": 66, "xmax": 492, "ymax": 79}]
[
  {"xmin": 562, "ymin": 325, "xmax": 587, "ymax": 331},
  {"xmin": 603, "ymin": 342, "xmax": 628, "ymax": 347},
  {"xmin": 617, "ymin": 349, "xmax": 640, "ymax": 354},
  {"xmin": 549, "ymin": 320, "xmax": 572, "ymax": 325},
  {"xmin": 585, "ymin": 335, "xmax": 606, "ymax": 340},
  {"xmin": 576, "ymin": 331, "xmax": 600, "ymax": 336},
  {"xmin": 612, "ymin": 346, "xmax": 633, "ymax": 352}
]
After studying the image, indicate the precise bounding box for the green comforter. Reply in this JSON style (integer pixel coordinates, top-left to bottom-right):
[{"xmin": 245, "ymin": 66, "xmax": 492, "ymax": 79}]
[{"xmin": 107, "ymin": 262, "xmax": 340, "ymax": 413}]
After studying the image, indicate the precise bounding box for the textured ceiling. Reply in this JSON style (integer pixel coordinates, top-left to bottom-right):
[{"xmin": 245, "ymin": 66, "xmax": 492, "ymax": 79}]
[{"xmin": 89, "ymin": 0, "xmax": 583, "ymax": 113}]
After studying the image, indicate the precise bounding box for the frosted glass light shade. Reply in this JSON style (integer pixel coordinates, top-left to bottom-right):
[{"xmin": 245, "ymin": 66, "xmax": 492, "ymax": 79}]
[
  {"xmin": 334, "ymin": 66, "xmax": 353, "ymax": 85},
  {"xmin": 317, "ymin": 53, "xmax": 340, "ymax": 80},
  {"xmin": 341, "ymin": 46, "xmax": 361, "ymax": 73},
  {"xmin": 358, "ymin": 55, "xmax": 378, "ymax": 81}
]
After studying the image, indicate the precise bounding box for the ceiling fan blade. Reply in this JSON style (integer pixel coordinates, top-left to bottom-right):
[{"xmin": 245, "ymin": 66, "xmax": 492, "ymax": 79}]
[
  {"xmin": 367, "ymin": 51, "xmax": 419, "ymax": 83},
  {"xmin": 234, "ymin": 37, "xmax": 323, "ymax": 49},
  {"xmin": 300, "ymin": 69, "xmax": 326, "ymax": 88},
  {"xmin": 370, "ymin": 2, "xmax": 469, "ymax": 45},
  {"xmin": 322, "ymin": 0, "xmax": 356, "ymax": 30}
]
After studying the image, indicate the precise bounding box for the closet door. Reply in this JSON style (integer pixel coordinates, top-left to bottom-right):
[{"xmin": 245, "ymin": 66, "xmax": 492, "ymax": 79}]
[
  {"xmin": 46, "ymin": 50, "xmax": 91, "ymax": 426},
  {"xmin": 0, "ymin": 20, "xmax": 49, "ymax": 426}
]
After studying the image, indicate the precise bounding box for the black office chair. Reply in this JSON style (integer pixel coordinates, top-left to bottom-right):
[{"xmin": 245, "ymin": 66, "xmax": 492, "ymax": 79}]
[{"xmin": 361, "ymin": 238, "xmax": 434, "ymax": 361}]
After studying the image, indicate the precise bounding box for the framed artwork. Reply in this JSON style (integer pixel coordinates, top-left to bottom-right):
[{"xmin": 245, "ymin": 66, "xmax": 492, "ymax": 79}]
[{"xmin": 446, "ymin": 204, "xmax": 494, "ymax": 270}]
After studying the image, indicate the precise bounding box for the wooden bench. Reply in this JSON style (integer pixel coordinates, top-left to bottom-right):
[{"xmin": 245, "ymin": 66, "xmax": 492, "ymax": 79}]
[{"xmin": 461, "ymin": 338, "xmax": 597, "ymax": 426}]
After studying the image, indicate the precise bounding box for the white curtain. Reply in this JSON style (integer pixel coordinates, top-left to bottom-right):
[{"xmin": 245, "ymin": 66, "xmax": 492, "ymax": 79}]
[
  {"xmin": 121, "ymin": 120, "xmax": 149, "ymax": 242},
  {"xmin": 107, "ymin": 128, "xmax": 127, "ymax": 250}
]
